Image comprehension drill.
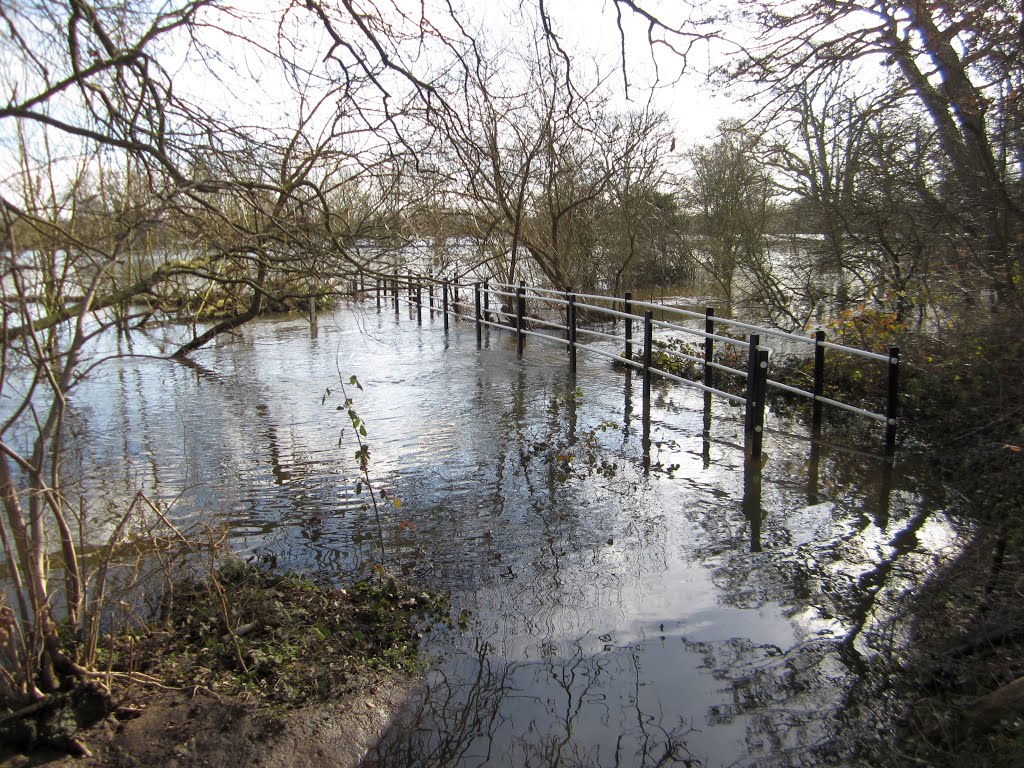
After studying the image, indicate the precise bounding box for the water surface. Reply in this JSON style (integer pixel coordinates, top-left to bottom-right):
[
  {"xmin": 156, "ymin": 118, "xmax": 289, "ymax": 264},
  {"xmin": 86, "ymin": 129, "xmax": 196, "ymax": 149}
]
[{"xmin": 68, "ymin": 303, "xmax": 961, "ymax": 767}]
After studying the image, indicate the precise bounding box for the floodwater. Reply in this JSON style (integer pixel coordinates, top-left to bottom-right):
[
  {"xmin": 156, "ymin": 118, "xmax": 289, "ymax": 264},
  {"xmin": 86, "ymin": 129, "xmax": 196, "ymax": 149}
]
[{"xmin": 66, "ymin": 302, "xmax": 961, "ymax": 767}]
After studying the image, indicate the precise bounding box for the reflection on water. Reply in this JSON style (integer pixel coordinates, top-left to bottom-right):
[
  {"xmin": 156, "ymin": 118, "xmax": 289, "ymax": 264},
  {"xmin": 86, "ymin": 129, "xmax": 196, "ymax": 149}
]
[{"xmin": 63, "ymin": 304, "xmax": 961, "ymax": 767}]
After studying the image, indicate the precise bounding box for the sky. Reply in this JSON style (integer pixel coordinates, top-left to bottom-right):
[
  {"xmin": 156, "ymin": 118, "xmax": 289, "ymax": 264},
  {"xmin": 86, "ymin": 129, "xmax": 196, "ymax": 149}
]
[
  {"xmin": 549, "ymin": 0, "xmax": 733, "ymax": 128},
  {"xmin": 476, "ymin": 0, "xmax": 742, "ymax": 147}
]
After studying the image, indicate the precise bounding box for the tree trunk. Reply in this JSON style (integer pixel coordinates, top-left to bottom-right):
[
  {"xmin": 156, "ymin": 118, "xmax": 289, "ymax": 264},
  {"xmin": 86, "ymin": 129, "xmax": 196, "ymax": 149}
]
[{"xmin": 172, "ymin": 259, "xmax": 268, "ymax": 358}]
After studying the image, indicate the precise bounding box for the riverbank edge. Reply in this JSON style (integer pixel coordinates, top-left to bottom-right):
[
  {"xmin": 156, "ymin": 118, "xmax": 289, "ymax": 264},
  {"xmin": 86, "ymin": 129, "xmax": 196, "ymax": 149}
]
[
  {"xmin": 0, "ymin": 564, "xmax": 450, "ymax": 767},
  {"xmin": 0, "ymin": 677, "xmax": 417, "ymax": 768},
  {"xmin": 863, "ymin": 313, "xmax": 1024, "ymax": 766}
]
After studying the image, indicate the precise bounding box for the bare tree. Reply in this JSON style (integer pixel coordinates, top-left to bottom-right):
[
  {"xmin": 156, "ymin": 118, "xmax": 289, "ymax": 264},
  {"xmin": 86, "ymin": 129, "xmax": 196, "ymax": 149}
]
[
  {"xmin": 596, "ymin": 110, "xmax": 687, "ymax": 294},
  {"xmin": 0, "ymin": 0, "xmax": 426, "ymax": 702},
  {"xmin": 766, "ymin": 71, "xmax": 953, "ymax": 323},
  {"xmin": 0, "ymin": 0, "xmax": 225, "ymax": 701},
  {"xmin": 406, "ymin": 20, "xmax": 685, "ymax": 296},
  {"xmin": 685, "ymin": 120, "xmax": 777, "ymax": 317},
  {"xmin": 721, "ymin": 0, "xmax": 1023, "ymax": 305}
]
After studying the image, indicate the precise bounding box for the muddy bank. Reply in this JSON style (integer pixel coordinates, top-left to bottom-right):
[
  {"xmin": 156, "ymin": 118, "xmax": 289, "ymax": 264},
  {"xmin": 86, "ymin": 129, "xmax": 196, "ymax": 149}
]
[
  {"xmin": 0, "ymin": 677, "xmax": 414, "ymax": 768},
  {"xmin": 0, "ymin": 562, "xmax": 447, "ymax": 767},
  {"xmin": 859, "ymin": 523, "xmax": 1024, "ymax": 766},
  {"xmin": 855, "ymin": 313, "xmax": 1024, "ymax": 765}
]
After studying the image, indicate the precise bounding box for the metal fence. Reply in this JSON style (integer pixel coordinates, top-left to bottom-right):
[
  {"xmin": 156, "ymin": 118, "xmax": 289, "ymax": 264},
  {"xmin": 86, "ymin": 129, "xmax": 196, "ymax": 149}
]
[{"xmin": 367, "ymin": 275, "xmax": 901, "ymax": 459}]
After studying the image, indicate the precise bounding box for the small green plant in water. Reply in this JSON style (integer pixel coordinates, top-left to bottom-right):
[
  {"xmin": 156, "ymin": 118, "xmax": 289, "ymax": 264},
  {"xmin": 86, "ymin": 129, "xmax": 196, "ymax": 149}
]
[{"xmin": 323, "ymin": 374, "xmax": 400, "ymax": 565}]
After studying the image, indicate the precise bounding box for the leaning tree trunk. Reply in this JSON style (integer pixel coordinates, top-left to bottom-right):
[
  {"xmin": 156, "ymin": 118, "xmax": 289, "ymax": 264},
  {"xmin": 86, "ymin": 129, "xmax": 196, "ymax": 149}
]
[{"xmin": 173, "ymin": 259, "xmax": 268, "ymax": 358}]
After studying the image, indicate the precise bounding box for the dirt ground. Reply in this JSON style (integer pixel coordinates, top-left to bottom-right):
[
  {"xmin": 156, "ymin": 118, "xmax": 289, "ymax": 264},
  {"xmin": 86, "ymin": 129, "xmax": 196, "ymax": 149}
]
[
  {"xmin": 0, "ymin": 563, "xmax": 445, "ymax": 768},
  {"xmin": 0, "ymin": 675, "xmax": 414, "ymax": 768}
]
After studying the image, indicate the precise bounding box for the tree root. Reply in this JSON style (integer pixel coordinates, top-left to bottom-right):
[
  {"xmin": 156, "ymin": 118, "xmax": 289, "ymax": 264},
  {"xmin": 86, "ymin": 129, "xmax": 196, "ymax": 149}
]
[
  {"xmin": 958, "ymin": 675, "xmax": 1024, "ymax": 738},
  {"xmin": 0, "ymin": 695, "xmax": 60, "ymax": 727},
  {"xmin": 0, "ymin": 681, "xmax": 110, "ymax": 756}
]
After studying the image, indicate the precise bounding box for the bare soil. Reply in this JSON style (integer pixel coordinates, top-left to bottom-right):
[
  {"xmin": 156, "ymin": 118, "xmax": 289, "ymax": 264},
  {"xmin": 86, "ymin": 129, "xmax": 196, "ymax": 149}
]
[
  {"xmin": 0, "ymin": 563, "xmax": 442, "ymax": 768},
  {"xmin": 0, "ymin": 673, "xmax": 414, "ymax": 768}
]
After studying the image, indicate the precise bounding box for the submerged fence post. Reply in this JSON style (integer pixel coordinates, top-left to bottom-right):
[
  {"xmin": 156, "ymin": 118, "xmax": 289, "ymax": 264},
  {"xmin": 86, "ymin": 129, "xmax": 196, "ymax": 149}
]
[
  {"xmin": 743, "ymin": 453, "xmax": 764, "ymax": 552},
  {"xmin": 567, "ymin": 292, "xmax": 577, "ymax": 371},
  {"xmin": 624, "ymin": 291, "xmax": 633, "ymax": 362},
  {"xmin": 392, "ymin": 275, "xmax": 399, "ymax": 315},
  {"xmin": 375, "ymin": 278, "xmax": 381, "ymax": 310},
  {"xmin": 642, "ymin": 310, "xmax": 653, "ymax": 407},
  {"xmin": 704, "ymin": 306, "xmax": 715, "ymax": 390},
  {"xmin": 483, "ymin": 280, "xmax": 490, "ymax": 323},
  {"xmin": 416, "ymin": 283, "xmax": 422, "ymax": 325},
  {"xmin": 516, "ymin": 281, "xmax": 526, "ymax": 355},
  {"xmin": 428, "ymin": 281, "xmax": 435, "ymax": 316},
  {"xmin": 812, "ymin": 330, "xmax": 826, "ymax": 433},
  {"xmin": 749, "ymin": 347, "xmax": 769, "ymax": 461},
  {"xmin": 744, "ymin": 334, "xmax": 760, "ymax": 430},
  {"xmin": 474, "ymin": 282, "xmax": 482, "ymax": 345},
  {"xmin": 442, "ymin": 281, "xmax": 449, "ymax": 332},
  {"xmin": 641, "ymin": 310, "xmax": 654, "ymax": 471},
  {"xmin": 702, "ymin": 392, "xmax": 713, "ymax": 469},
  {"xmin": 885, "ymin": 346, "xmax": 900, "ymax": 456}
]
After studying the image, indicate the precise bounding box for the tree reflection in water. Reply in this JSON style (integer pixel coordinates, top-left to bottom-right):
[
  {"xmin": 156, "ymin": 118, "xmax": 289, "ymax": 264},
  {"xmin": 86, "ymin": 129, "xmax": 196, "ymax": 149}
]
[
  {"xmin": 366, "ymin": 407, "xmax": 954, "ymax": 767},
  {"xmin": 365, "ymin": 631, "xmax": 704, "ymax": 768}
]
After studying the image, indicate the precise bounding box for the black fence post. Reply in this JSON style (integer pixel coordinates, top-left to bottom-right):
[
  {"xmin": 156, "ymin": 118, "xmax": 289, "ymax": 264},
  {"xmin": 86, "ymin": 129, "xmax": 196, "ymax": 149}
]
[
  {"xmin": 812, "ymin": 330, "xmax": 826, "ymax": 433},
  {"xmin": 483, "ymin": 280, "xmax": 490, "ymax": 323},
  {"xmin": 474, "ymin": 282, "xmax": 482, "ymax": 345},
  {"xmin": 452, "ymin": 281, "xmax": 460, "ymax": 318},
  {"xmin": 704, "ymin": 306, "xmax": 715, "ymax": 390},
  {"xmin": 744, "ymin": 334, "xmax": 760, "ymax": 431},
  {"xmin": 428, "ymin": 282, "xmax": 434, "ymax": 316},
  {"xmin": 624, "ymin": 291, "xmax": 633, "ymax": 362},
  {"xmin": 642, "ymin": 310, "xmax": 653, "ymax": 407},
  {"xmin": 516, "ymin": 282, "xmax": 526, "ymax": 355},
  {"xmin": 416, "ymin": 283, "xmax": 422, "ymax": 325},
  {"xmin": 375, "ymin": 278, "xmax": 381, "ymax": 310},
  {"xmin": 442, "ymin": 281, "xmax": 449, "ymax": 332},
  {"xmin": 392, "ymin": 276, "xmax": 399, "ymax": 315},
  {"xmin": 743, "ymin": 454, "xmax": 763, "ymax": 553},
  {"xmin": 567, "ymin": 292, "xmax": 577, "ymax": 371},
  {"xmin": 885, "ymin": 346, "xmax": 900, "ymax": 455},
  {"xmin": 750, "ymin": 347, "xmax": 769, "ymax": 461}
]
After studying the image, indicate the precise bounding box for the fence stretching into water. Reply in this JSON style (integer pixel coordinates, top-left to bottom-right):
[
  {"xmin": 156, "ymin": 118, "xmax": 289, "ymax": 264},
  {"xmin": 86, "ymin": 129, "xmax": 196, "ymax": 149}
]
[{"xmin": 360, "ymin": 275, "xmax": 901, "ymax": 459}]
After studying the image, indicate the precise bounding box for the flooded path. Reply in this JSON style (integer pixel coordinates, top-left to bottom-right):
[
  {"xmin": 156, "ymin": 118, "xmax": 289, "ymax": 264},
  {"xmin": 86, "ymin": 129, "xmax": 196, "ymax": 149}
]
[{"xmin": 69, "ymin": 304, "xmax": 963, "ymax": 766}]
